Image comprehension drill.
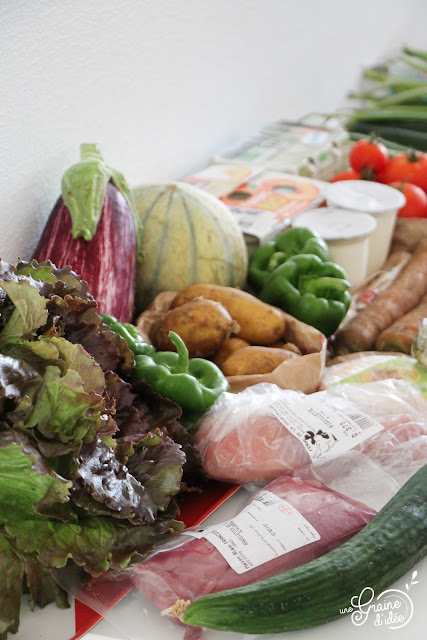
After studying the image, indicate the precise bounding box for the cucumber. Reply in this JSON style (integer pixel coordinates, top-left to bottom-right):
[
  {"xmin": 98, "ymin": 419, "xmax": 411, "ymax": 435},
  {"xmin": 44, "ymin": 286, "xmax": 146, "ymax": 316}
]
[
  {"xmin": 348, "ymin": 122, "xmax": 427, "ymax": 152},
  {"xmin": 348, "ymin": 132, "xmax": 415, "ymax": 155},
  {"xmin": 182, "ymin": 463, "xmax": 427, "ymax": 633},
  {"xmin": 349, "ymin": 116, "xmax": 427, "ymax": 133}
]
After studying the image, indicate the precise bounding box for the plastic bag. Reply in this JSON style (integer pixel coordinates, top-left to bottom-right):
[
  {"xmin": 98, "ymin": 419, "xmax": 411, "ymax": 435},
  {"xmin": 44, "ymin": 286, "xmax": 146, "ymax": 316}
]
[
  {"xmin": 319, "ymin": 351, "xmax": 414, "ymax": 389},
  {"xmin": 68, "ymin": 472, "xmax": 375, "ymax": 640},
  {"xmin": 55, "ymin": 380, "xmax": 427, "ymax": 640},
  {"xmin": 193, "ymin": 379, "xmax": 427, "ymax": 486},
  {"xmin": 132, "ymin": 473, "xmax": 374, "ymax": 613},
  {"xmin": 412, "ymin": 317, "xmax": 427, "ymax": 367}
]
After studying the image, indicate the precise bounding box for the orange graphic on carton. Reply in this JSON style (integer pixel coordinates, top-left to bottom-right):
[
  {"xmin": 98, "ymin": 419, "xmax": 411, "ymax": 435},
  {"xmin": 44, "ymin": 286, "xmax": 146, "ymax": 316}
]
[{"xmin": 220, "ymin": 175, "xmax": 322, "ymax": 220}]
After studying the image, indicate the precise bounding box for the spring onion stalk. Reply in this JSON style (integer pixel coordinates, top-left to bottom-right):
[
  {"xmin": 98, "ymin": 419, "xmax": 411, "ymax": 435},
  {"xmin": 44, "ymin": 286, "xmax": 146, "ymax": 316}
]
[
  {"xmin": 373, "ymin": 86, "xmax": 427, "ymax": 107},
  {"xmin": 403, "ymin": 46, "xmax": 427, "ymax": 63},
  {"xmin": 399, "ymin": 54, "xmax": 427, "ymax": 76},
  {"xmin": 363, "ymin": 70, "xmax": 426, "ymax": 92},
  {"xmin": 341, "ymin": 46, "xmax": 427, "ymax": 150},
  {"xmin": 363, "ymin": 69, "xmax": 391, "ymax": 83},
  {"xmin": 347, "ymin": 86, "xmax": 427, "ymax": 106},
  {"xmin": 348, "ymin": 82, "xmax": 426, "ymax": 102}
]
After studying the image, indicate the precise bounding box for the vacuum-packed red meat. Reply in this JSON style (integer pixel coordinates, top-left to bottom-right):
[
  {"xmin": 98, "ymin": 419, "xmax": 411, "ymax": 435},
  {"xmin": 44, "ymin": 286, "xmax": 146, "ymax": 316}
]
[{"xmin": 132, "ymin": 473, "xmax": 375, "ymax": 627}]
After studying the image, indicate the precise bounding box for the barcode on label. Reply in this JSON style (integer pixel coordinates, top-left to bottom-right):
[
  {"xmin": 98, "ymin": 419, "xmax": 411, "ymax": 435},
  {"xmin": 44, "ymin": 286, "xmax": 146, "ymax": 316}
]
[
  {"xmin": 233, "ymin": 210, "xmax": 274, "ymax": 233},
  {"xmin": 344, "ymin": 411, "xmax": 377, "ymax": 430},
  {"xmin": 254, "ymin": 491, "xmax": 278, "ymax": 507}
]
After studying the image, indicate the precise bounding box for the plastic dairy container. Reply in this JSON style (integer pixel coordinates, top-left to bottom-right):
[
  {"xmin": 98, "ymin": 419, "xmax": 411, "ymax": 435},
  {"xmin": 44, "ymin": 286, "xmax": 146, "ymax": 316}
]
[
  {"xmin": 292, "ymin": 207, "xmax": 377, "ymax": 287},
  {"xmin": 324, "ymin": 180, "xmax": 405, "ymax": 275}
]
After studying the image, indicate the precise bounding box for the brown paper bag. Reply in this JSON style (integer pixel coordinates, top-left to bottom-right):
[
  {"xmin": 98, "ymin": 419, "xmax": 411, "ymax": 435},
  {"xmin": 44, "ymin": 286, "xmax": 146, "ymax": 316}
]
[{"xmin": 136, "ymin": 291, "xmax": 327, "ymax": 395}]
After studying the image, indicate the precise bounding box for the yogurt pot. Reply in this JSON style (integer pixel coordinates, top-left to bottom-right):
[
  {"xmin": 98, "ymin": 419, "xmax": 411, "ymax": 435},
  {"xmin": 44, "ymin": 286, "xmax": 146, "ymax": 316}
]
[
  {"xmin": 324, "ymin": 180, "xmax": 406, "ymax": 275},
  {"xmin": 292, "ymin": 207, "xmax": 377, "ymax": 287}
]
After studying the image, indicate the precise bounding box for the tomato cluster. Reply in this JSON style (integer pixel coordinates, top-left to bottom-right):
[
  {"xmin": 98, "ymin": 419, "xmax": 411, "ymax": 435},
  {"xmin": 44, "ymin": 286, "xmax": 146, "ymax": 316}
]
[{"xmin": 330, "ymin": 138, "xmax": 427, "ymax": 218}]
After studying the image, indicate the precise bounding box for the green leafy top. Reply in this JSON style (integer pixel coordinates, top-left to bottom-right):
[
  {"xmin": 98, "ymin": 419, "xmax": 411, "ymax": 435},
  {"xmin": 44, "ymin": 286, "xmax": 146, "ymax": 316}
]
[
  {"xmin": 0, "ymin": 258, "xmax": 202, "ymax": 638},
  {"xmin": 61, "ymin": 144, "xmax": 144, "ymax": 261}
]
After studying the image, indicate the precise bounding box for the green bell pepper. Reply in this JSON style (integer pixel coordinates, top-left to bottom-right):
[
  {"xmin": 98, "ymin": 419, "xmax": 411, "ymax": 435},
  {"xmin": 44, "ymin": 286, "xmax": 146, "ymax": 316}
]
[
  {"xmin": 248, "ymin": 227, "xmax": 330, "ymax": 291},
  {"xmin": 100, "ymin": 313, "xmax": 156, "ymax": 356},
  {"xmin": 260, "ymin": 254, "xmax": 351, "ymax": 337},
  {"xmin": 133, "ymin": 331, "xmax": 229, "ymax": 427}
]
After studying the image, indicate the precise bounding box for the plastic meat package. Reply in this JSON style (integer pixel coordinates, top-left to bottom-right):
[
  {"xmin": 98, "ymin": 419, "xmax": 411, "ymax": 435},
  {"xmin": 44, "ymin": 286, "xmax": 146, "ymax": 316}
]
[
  {"xmin": 318, "ymin": 352, "xmax": 415, "ymax": 390},
  {"xmin": 70, "ymin": 472, "xmax": 375, "ymax": 640},
  {"xmin": 193, "ymin": 379, "xmax": 427, "ymax": 505},
  {"xmin": 61, "ymin": 379, "xmax": 427, "ymax": 640}
]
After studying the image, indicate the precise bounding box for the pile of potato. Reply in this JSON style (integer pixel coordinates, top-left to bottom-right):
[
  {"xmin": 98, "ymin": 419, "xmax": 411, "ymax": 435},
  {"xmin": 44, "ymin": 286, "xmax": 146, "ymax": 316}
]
[{"xmin": 147, "ymin": 284, "xmax": 302, "ymax": 376}]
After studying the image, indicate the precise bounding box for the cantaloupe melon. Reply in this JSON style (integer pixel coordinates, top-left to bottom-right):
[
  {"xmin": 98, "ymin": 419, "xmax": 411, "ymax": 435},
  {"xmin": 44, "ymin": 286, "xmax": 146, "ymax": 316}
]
[{"xmin": 133, "ymin": 182, "xmax": 248, "ymax": 311}]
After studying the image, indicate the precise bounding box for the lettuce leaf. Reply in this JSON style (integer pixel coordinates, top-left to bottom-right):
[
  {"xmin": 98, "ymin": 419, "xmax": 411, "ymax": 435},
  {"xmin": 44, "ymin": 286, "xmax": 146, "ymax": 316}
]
[
  {"xmin": 0, "ymin": 433, "xmax": 181, "ymax": 635},
  {"xmin": 0, "ymin": 534, "xmax": 69, "ymax": 640},
  {"xmin": 0, "ymin": 259, "xmax": 197, "ymax": 637},
  {"xmin": 9, "ymin": 339, "xmax": 108, "ymax": 445},
  {"xmin": 0, "ymin": 432, "xmax": 183, "ymax": 570},
  {"xmin": 0, "ymin": 431, "xmax": 73, "ymax": 524},
  {"xmin": 0, "ymin": 259, "xmax": 50, "ymax": 347},
  {"xmin": 0, "ymin": 533, "xmax": 23, "ymax": 638}
]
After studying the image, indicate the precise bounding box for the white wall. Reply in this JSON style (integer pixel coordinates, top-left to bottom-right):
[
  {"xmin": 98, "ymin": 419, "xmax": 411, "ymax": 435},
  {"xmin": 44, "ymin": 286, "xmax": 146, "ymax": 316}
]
[{"xmin": 1, "ymin": 0, "xmax": 426, "ymax": 263}]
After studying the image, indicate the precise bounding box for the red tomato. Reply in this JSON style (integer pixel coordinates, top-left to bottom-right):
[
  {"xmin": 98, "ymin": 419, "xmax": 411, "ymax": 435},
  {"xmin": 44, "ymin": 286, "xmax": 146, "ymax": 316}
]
[
  {"xmin": 389, "ymin": 181, "xmax": 427, "ymax": 218},
  {"xmin": 349, "ymin": 138, "xmax": 389, "ymax": 178},
  {"xmin": 382, "ymin": 151, "xmax": 427, "ymax": 192},
  {"xmin": 329, "ymin": 169, "xmax": 361, "ymax": 182},
  {"xmin": 372, "ymin": 168, "xmax": 387, "ymax": 183}
]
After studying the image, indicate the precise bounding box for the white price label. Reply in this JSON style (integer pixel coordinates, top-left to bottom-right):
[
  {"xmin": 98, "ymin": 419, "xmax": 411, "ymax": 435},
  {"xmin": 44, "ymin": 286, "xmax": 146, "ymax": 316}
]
[
  {"xmin": 188, "ymin": 490, "xmax": 320, "ymax": 574},
  {"xmin": 270, "ymin": 394, "xmax": 384, "ymax": 465}
]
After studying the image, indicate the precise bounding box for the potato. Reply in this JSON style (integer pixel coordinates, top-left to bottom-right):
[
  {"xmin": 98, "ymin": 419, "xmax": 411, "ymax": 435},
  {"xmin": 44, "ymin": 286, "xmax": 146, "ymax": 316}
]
[
  {"xmin": 269, "ymin": 340, "xmax": 302, "ymax": 355},
  {"xmin": 154, "ymin": 298, "xmax": 237, "ymax": 357},
  {"xmin": 212, "ymin": 337, "xmax": 250, "ymax": 368},
  {"xmin": 173, "ymin": 283, "xmax": 286, "ymax": 345},
  {"xmin": 221, "ymin": 346, "xmax": 298, "ymax": 376}
]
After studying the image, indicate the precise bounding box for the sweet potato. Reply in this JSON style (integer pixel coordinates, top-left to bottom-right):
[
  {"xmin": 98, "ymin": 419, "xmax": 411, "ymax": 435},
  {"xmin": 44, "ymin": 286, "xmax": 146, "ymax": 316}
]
[
  {"xmin": 154, "ymin": 298, "xmax": 237, "ymax": 357},
  {"xmin": 335, "ymin": 241, "xmax": 427, "ymax": 353},
  {"xmin": 390, "ymin": 218, "xmax": 427, "ymax": 254},
  {"xmin": 375, "ymin": 293, "xmax": 427, "ymax": 354},
  {"xmin": 172, "ymin": 283, "xmax": 286, "ymax": 345},
  {"xmin": 221, "ymin": 346, "xmax": 298, "ymax": 376}
]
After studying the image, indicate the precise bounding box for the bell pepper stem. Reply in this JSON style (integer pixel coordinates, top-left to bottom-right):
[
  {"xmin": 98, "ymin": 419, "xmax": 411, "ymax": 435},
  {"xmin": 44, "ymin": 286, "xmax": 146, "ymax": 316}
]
[{"xmin": 168, "ymin": 331, "xmax": 189, "ymax": 374}]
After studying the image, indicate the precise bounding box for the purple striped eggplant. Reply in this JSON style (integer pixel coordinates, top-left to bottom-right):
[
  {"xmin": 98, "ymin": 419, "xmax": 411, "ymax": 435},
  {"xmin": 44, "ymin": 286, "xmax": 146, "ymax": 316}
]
[{"xmin": 32, "ymin": 144, "xmax": 143, "ymax": 322}]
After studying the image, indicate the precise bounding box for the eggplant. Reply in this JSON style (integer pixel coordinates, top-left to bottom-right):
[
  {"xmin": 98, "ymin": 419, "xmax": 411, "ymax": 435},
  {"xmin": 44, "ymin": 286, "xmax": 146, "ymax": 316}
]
[{"xmin": 32, "ymin": 144, "xmax": 143, "ymax": 322}]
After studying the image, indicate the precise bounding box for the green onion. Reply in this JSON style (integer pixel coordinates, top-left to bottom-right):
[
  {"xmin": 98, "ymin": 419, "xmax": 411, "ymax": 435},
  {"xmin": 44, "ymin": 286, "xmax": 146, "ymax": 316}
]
[
  {"xmin": 337, "ymin": 46, "xmax": 427, "ymax": 151},
  {"xmin": 373, "ymin": 86, "xmax": 427, "ymax": 107},
  {"xmin": 403, "ymin": 46, "xmax": 427, "ymax": 62},
  {"xmin": 363, "ymin": 69, "xmax": 426, "ymax": 92},
  {"xmin": 399, "ymin": 54, "xmax": 427, "ymax": 75}
]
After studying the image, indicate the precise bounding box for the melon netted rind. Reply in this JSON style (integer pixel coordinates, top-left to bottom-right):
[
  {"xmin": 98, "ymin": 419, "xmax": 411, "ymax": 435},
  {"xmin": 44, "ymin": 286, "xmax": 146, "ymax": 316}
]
[{"xmin": 133, "ymin": 182, "xmax": 248, "ymax": 311}]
